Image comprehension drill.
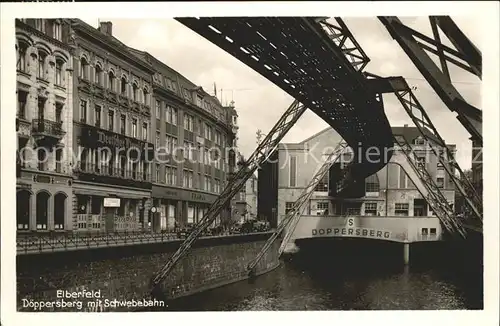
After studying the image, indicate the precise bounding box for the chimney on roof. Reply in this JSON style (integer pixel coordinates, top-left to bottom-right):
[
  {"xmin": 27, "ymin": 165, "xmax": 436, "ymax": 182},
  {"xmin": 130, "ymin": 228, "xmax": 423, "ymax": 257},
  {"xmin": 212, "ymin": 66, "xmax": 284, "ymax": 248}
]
[
  {"xmin": 404, "ymin": 124, "xmax": 408, "ymax": 128},
  {"xmin": 99, "ymin": 21, "xmax": 113, "ymax": 36}
]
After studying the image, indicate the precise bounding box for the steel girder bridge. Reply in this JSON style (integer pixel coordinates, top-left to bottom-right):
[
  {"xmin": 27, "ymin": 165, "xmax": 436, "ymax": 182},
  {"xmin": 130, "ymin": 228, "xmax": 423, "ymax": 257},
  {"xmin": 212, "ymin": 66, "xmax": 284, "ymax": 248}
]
[{"xmin": 148, "ymin": 16, "xmax": 482, "ymax": 297}]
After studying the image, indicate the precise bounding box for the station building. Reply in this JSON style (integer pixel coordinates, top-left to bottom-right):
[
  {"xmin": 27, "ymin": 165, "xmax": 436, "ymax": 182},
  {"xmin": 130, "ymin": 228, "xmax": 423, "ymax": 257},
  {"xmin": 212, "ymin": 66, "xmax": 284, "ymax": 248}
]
[
  {"xmin": 258, "ymin": 125, "xmax": 457, "ymax": 229},
  {"xmin": 16, "ymin": 19, "xmax": 74, "ymax": 233}
]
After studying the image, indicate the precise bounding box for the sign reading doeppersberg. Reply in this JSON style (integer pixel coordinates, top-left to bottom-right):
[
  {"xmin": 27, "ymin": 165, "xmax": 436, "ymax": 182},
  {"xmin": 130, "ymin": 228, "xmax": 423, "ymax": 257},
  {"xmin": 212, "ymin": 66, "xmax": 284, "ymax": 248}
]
[{"xmin": 312, "ymin": 227, "xmax": 391, "ymax": 239}]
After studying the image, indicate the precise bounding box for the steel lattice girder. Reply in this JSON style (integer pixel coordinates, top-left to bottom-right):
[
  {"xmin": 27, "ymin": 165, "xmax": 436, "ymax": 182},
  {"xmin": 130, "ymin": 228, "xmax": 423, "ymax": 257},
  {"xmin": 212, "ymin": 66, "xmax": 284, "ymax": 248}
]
[
  {"xmin": 366, "ymin": 74, "xmax": 482, "ymax": 233},
  {"xmin": 248, "ymin": 141, "xmax": 349, "ymax": 272},
  {"xmin": 393, "ymin": 135, "xmax": 467, "ymax": 238},
  {"xmin": 176, "ymin": 17, "xmax": 394, "ymax": 178},
  {"xmin": 149, "ymin": 100, "xmax": 307, "ymax": 295},
  {"xmin": 378, "ymin": 16, "xmax": 482, "ymax": 144}
]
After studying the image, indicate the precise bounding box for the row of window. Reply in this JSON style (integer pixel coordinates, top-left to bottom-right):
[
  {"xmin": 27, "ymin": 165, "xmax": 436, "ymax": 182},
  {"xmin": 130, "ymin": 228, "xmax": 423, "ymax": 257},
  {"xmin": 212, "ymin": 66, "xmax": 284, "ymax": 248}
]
[
  {"xmin": 17, "ymin": 44, "xmax": 66, "ymax": 88},
  {"xmin": 154, "ymin": 165, "xmax": 222, "ymax": 193},
  {"xmin": 284, "ymin": 202, "xmax": 412, "ymax": 216},
  {"xmin": 20, "ymin": 19, "xmax": 63, "ymax": 41},
  {"xmin": 155, "ymin": 100, "xmax": 224, "ymax": 145},
  {"xmin": 153, "ymin": 73, "xmax": 228, "ymax": 124},
  {"xmin": 79, "ymin": 57, "xmax": 151, "ymax": 106},
  {"xmin": 80, "ymin": 99, "xmax": 149, "ymax": 140}
]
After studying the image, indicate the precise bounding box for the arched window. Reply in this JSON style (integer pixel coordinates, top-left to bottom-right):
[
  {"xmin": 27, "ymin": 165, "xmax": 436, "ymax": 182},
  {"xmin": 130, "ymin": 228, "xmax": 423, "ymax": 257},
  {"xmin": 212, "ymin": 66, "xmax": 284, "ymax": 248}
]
[
  {"xmin": 17, "ymin": 190, "xmax": 31, "ymax": 230},
  {"xmin": 36, "ymin": 191, "xmax": 50, "ymax": 230},
  {"xmin": 17, "ymin": 42, "xmax": 28, "ymax": 72},
  {"xmin": 38, "ymin": 51, "xmax": 47, "ymax": 79},
  {"xmin": 143, "ymin": 87, "xmax": 150, "ymax": 106},
  {"xmin": 54, "ymin": 193, "xmax": 66, "ymax": 230},
  {"xmin": 365, "ymin": 173, "xmax": 380, "ymax": 193},
  {"xmin": 121, "ymin": 76, "xmax": 127, "ymax": 95},
  {"xmin": 132, "ymin": 82, "xmax": 139, "ymax": 101},
  {"xmin": 108, "ymin": 70, "xmax": 116, "ymax": 92},
  {"xmin": 79, "ymin": 57, "xmax": 88, "ymax": 79},
  {"xmin": 95, "ymin": 63, "xmax": 103, "ymax": 86},
  {"xmin": 55, "ymin": 59, "xmax": 64, "ymax": 86}
]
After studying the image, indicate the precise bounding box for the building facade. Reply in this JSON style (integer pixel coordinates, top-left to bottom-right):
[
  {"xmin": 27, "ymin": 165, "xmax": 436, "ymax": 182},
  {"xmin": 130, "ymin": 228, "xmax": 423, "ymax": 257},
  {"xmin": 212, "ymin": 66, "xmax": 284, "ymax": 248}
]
[
  {"xmin": 127, "ymin": 39, "xmax": 237, "ymax": 231},
  {"xmin": 258, "ymin": 125, "xmax": 456, "ymax": 228},
  {"xmin": 16, "ymin": 19, "xmax": 239, "ymax": 234},
  {"xmin": 69, "ymin": 20, "xmax": 156, "ymax": 233},
  {"xmin": 16, "ymin": 19, "xmax": 74, "ymax": 232}
]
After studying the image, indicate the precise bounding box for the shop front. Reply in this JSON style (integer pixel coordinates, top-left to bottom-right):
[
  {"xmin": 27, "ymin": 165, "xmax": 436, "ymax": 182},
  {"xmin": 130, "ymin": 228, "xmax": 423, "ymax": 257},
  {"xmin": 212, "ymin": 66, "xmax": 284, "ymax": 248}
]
[
  {"xmin": 152, "ymin": 185, "xmax": 219, "ymax": 232},
  {"xmin": 73, "ymin": 181, "xmax": 152, "ymax": 233}
]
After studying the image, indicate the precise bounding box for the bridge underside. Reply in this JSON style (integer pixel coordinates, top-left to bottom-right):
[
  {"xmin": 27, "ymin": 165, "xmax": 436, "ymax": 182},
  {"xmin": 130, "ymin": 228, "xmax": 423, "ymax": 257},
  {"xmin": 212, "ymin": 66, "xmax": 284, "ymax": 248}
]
[{"xmin": 176, "ymin": 17, "xmax": 395, "ymax": 179}]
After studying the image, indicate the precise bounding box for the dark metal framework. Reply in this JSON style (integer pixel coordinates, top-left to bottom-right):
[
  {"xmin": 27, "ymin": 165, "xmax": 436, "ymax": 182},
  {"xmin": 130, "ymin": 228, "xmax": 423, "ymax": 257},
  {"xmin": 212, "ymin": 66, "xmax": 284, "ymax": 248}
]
[
  {"xmin": 315, "ymin": 17, "xmax": 371, "ymax": 72},
  {"xmin": 248, "ymin": 141, "xmax": 349, "ymax": 273},
  {"xmin": 148, "ymin": 17, "xmax": 396, "ymax": 295},
  {"xmin": 176, "ymin": 17, "xmax": 394, "ymax": 177},
  {"xmin": 366, "ymin": 74, "xmax": 483, "ymax": 233},
  {"xmin": 393, "ymin": 135, "xmax": 467, "ymax": 238},
  {"xmin": 378, "ymin": 16, "xmax": 482, "ymax": 144},
  {"xmin": 150, "ymin": 100, "xmax": 307, "ymax": 292}
]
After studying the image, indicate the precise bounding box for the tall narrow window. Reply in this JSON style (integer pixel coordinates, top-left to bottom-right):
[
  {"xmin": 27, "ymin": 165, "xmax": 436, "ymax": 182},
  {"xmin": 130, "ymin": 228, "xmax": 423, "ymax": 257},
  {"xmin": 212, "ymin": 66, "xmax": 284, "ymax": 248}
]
[
  {"xmin": 95, "ymin": 64, "xmax": 103, "ymax": 86},
  {"xmin": 121, "ymin": 77, "xmax": 127, "ymax": 95},
  {"xmin": 132, "ymin": 83, "xmax": 138, "ymax": 101},
  {"xmin": 108, "ymin": 71, "xmax": 115, "ymax": 92},
  {"xmin": 155, "ymin": 100, "xmax": 161, "ymax": 119},
  {"xmin": 53, "ymin": 22, "xmax": 62, "ymax": 41},
  {"xmin": 55, "ymin": 103, "xmax": 62, "ymax": 123},
  {"xmin": 17, "ymin": 43, "xmax": 28, "ymax": 72},
  {"xmin": 80, "ymin": 100, "xmax": 87, "ymax": 123},
  {"xmin": 289, "ymin": 156, "xmax": 297, "ymax": 187},
  {"xmin": 132, "ymin": 118, "xmax": 138, "ymax": 138},
  {"xmin": 120, "ymin": 114, "xmax": 126, "ymax": 135},
  {"xmin": 143, "ymin": 88, "xmax": 149, "ymax": 106},
  {"xmin": 17, "ymin": 91, "xmax": 27, "ymax": 119},
  {"xmin": 79, "ymin": 57, "xmax": 88, "ymax": 79},
  {"xmin": 55, "ymin": 60, "xmax": 63, "ymax": 86},
  {"xmin": 38, "ymin": 52, "xmax": 46, "ymax": 79},
  {"xmin": 142, "ymin": 122, "xmax": 148, "ymax": 141},
  {"xmin": 108, "ymin": 109, "xmax": 114, "ymax": 131},
  {"xmin": 95, "ymin": 105, "xmax": 101, "ymax": 128}
]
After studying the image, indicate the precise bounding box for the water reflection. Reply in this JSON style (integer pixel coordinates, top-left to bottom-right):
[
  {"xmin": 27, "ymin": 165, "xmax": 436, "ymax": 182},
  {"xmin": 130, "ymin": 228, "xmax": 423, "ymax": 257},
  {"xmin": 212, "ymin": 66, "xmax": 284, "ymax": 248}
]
[{"xmin": 165, "ymin": 239, "xmax": 482, "ymax": 311}]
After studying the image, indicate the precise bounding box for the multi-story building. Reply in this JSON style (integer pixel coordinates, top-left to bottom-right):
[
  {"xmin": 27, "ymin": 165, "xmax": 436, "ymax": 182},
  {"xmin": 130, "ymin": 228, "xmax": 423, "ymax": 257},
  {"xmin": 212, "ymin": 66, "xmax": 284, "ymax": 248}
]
[
  {"xmin": 258, "ymin": 125, "xmax": 456, "ymax": 228},
  {"xmin": 69, "ymin": 20, "xmax": 156, "ymax": 232},
  {"xmin": 16, "ymin": 19, "xmax": 238, "ymax": 235},
  {"xmin": 16, "ymin": 19, "xmax": 74, "ymax": 232},
  {"xmin": 127, "ymin": 43, "xmax": 237, "ymax": 231}
]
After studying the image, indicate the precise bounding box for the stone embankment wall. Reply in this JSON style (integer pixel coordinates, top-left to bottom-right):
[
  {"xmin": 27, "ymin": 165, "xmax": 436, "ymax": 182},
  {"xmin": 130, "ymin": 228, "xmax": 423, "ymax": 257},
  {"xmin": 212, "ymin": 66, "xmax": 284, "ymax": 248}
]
[{"xmin": 17, "ymin": 232, "xmax": 280, "ymax": 311}]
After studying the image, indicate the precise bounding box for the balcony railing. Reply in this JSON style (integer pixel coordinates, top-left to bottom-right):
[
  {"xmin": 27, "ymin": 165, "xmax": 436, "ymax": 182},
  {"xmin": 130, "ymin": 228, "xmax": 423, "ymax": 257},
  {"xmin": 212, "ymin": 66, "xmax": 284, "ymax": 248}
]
[
  {"xmin": 16, "ymin": 229, "xmax": 274, "ymax": 255},
  {"xmin": 32, "ymin": 119, "xmax": 65, "ymax": 138}
]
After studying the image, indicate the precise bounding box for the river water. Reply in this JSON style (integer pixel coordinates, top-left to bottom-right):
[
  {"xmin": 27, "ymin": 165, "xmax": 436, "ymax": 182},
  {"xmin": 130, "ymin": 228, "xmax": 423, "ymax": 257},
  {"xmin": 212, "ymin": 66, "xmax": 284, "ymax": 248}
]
[{"xmin": 166, "ymin": 238, "xmax": 483, "ymax": 311}]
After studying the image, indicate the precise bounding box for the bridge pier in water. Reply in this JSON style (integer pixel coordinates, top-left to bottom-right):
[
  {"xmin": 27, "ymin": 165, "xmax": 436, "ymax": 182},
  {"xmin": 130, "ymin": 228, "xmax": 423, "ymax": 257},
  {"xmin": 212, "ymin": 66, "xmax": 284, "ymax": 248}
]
[{"xmin": 403, "ymin": 243, "xmax": 410, "ymax": 265}]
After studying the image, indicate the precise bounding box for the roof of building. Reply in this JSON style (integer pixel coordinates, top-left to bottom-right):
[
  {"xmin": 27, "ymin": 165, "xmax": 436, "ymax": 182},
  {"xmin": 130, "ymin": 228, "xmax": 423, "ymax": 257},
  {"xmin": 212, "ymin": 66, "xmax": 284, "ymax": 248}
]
[{"xmin": 299, "ymin": 125, "xmax": 446, "ymax": 145}]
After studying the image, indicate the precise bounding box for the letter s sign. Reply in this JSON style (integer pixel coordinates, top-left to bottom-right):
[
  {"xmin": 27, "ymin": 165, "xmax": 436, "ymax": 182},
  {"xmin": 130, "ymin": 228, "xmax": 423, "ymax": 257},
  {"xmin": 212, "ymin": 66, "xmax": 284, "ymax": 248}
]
[{"xmin": 347, "ymin": 217, "xmax": 354, "ymax": 227}]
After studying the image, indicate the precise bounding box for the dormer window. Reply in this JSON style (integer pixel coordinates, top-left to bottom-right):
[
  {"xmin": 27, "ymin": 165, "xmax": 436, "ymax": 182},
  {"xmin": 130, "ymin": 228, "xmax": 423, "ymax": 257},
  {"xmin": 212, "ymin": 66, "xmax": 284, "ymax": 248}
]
[{"xmin": 414, "ymin": 137, "xmax": 425, "ymax": 146}]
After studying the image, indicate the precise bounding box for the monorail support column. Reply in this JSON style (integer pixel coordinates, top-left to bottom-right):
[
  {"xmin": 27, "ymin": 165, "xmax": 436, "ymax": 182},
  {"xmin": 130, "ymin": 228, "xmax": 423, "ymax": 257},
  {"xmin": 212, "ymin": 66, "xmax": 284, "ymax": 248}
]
[{"xmin": 403, "ymin": 242, "xmax": 410, "ymax": 265}]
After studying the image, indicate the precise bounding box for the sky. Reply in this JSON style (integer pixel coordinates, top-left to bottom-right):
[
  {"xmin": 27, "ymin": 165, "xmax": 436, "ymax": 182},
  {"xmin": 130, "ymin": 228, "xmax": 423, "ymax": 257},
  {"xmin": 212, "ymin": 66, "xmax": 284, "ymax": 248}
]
[{"xmin": 84, "ymin": 16, "xmax": 481, "ymax": 169}]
